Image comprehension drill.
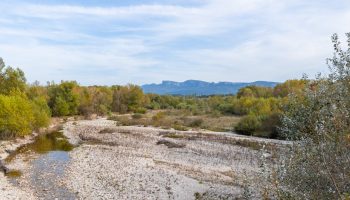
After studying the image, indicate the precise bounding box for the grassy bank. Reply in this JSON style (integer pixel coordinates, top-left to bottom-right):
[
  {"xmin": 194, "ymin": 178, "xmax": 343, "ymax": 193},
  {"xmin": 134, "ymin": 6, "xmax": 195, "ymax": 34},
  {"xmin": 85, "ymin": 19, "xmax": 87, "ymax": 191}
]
[{"xmin": 109, "ymin": 110, "xmax": 241, "ymax": 132}]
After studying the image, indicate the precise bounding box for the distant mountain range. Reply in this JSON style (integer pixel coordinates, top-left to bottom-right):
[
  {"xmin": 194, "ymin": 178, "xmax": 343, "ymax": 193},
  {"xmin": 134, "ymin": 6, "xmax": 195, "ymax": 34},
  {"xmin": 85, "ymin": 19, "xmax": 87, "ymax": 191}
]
[{"xmin": 142, "ymin": 80, "xmax": 279, "ymax": 96}]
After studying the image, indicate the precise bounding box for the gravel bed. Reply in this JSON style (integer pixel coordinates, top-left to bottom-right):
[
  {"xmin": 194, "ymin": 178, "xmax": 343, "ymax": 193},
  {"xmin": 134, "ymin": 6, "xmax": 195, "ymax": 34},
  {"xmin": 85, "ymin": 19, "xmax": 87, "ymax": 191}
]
[{"xmin": 62, "ymin": 118, "xmax": 281, "ymax": 199}]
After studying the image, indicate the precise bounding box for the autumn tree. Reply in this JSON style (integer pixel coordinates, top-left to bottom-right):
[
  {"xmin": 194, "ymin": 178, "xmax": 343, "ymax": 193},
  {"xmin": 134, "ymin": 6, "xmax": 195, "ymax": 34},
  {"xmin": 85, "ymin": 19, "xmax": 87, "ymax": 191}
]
[
  {"xmin": 237, "ymin": 86, "xmax": 273, "ymax": 98},
  {"xmin": 112, "ymin": 85, "xmax": 147, "ymax": 113},
  {"xmin": 273, "ymin": 79, "xmax": 306, "ymax": 97}
]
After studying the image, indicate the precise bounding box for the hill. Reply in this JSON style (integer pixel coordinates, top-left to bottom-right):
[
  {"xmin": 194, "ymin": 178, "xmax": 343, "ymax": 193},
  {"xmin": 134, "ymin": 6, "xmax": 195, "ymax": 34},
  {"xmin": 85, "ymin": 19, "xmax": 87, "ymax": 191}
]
[{"xmin": 142, "ymin": 80, "xmax": 279, "ymax": 95}]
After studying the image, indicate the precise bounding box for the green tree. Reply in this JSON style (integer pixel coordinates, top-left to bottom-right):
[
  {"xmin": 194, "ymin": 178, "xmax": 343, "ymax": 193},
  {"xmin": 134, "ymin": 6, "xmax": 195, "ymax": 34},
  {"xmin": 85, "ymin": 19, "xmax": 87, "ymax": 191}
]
[
  {"xmin": 48, "ymin": 81, "xmax": 79, "ymax": 116},
  {"xmin": 112, "ymin": 85, "xmax": 146, "ymax": 113},
  {"xmin": 0, "ymin": 58, "xmax": 26, "ymax": 95}
]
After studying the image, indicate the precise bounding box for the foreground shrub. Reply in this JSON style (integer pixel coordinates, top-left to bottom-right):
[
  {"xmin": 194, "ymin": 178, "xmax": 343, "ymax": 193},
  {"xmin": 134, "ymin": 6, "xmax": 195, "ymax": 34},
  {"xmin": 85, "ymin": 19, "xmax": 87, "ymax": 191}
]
[{"xmin": 276, "ymin": 33, "xmax": 350, "ymax": 199}]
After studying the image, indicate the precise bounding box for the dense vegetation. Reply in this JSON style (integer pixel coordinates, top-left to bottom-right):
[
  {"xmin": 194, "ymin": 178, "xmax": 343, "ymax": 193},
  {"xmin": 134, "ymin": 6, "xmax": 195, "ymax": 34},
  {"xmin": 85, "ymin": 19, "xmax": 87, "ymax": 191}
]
[
  {"xmin": 0, "ymin": 56, "xmax": 306, "ymax": 140},
  {"xmin": 0, "ymin": 59, "xmax": 50, "ymax": 139}
]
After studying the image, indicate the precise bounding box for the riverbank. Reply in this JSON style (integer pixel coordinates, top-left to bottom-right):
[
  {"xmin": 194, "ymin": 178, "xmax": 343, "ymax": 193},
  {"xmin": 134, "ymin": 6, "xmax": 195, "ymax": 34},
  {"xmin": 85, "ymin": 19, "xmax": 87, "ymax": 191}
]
[{"xmin": 0, "ymin": 118, "xmax": 65, "ymax": 199}]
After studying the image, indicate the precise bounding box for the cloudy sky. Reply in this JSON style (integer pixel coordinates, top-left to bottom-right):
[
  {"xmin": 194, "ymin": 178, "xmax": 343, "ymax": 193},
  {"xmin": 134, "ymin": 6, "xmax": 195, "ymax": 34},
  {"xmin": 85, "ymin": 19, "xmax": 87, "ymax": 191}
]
[{"xmin": 0, "ymin": 0, "xmax": 349, "ymax": 85}]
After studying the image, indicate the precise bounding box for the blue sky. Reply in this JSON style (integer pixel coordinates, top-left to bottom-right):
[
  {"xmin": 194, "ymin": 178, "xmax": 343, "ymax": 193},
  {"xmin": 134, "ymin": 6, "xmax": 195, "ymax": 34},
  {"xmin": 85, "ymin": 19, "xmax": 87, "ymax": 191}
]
[{"xmin": 0, "ymin": 0, "xmax": 349, "ymax": 85}]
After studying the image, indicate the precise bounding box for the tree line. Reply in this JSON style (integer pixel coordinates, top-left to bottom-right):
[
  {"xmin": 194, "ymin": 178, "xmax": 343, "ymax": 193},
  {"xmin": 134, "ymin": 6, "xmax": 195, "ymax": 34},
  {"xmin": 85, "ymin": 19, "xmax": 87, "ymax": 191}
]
[{"xmin": 0, "ymin": 57, "xmax": 307, "ymax": 139}]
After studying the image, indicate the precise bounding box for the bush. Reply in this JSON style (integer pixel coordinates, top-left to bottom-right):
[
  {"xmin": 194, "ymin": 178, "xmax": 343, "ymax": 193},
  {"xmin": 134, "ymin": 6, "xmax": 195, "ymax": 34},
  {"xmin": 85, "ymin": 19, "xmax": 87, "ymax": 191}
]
[
  {"xmin": 132, "ymin": 113, "xmax": 143, "ymax": 119},
  {"xmin": 235, "ymin": 114, "xmax": 261, "ymax": 135},
  {"xmin": 0, "ymin": 94, "xmax": 35, "ymax": 138},
  {"xmin": 31, "ymin": 97, "xmax": 51, "ymax": 130},
  {"xmin": 275, "ymin": 33, "xmax": 350, "ymax": 199},
  {"xmin": 133, "ymin": 107, "xmax": 147, "ymax": 114},
  {"xmin": 187, "ymin": 118, "xmax": 204, "ymax": 127},
  {"xmin": 258, "ymin": 113, "xmax": 282, "ymax": 139},
  {"xmin": 172, "ymin": 124, "xmax": 189, "ymax": 131},
  {"xmin": 152, "ymin": 112, "xmax": 166, "ymax": 121}
]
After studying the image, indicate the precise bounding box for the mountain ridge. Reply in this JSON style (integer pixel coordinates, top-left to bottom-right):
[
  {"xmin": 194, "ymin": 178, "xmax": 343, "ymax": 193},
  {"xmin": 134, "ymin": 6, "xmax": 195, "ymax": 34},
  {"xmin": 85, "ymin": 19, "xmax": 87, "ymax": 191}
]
[{"xmin": 142, "ymin": 80, "xmax": 279, "ymax": 95}]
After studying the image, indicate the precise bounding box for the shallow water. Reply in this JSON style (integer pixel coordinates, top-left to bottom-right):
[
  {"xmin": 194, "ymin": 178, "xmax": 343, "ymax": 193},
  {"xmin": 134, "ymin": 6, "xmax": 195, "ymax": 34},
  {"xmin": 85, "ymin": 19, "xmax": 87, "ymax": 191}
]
[
  {"xmin": 6, "ymin": 131, "xmax": 74, "ymax": 162},
  {"xmin": 6, "ymin": 131, "xmax": 77, "ymax": 199}
]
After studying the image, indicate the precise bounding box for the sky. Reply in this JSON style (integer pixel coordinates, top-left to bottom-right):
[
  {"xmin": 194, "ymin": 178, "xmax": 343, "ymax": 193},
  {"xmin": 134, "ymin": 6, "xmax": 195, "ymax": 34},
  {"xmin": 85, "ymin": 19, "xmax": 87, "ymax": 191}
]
[{"xmin": 0, "ymin": 0, "xmax": 349, "ymax": 85}]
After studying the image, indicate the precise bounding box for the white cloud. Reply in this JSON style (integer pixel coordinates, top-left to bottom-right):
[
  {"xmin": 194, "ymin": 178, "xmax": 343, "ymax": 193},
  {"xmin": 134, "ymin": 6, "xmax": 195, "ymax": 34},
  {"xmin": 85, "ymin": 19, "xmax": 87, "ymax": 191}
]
[{"xmin": 0, "ymin": 0, "xmax": 349, "ymax": 85}]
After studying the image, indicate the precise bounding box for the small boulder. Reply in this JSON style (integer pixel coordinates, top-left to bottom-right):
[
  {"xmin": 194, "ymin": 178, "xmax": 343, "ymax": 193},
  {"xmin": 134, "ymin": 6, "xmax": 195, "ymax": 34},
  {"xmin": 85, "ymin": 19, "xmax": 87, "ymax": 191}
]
[
  {"xmin": 156, "ymin": 139, "xmax": 185, "ymax": 148},
  {"xmin": 0, "ymin": 160, "xmax": 9, "ymax": 174}
]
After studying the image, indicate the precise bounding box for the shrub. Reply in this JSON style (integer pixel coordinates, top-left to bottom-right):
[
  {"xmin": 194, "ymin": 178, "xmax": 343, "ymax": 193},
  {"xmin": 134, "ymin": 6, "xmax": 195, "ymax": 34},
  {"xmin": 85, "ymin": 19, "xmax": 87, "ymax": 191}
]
[
  {"xmin": 31, "ymin": 97, "xmax": 51, "ymax": 130},
  {"xmin": 276, "ymin": 33, "xmax": 350, "ymax": 199},
  {"xmin": 0, "ymin": 94, "xmax": 34, "ymax": 138},
  {"xmin": 172, "ymin": 124, "xmax": 189, "ymax": 131},
  {"xmin": 133, "ymin": 107, "xmax": 147, "ymax": 114},
  {"xmin": 257, "ymin": 113, "xmax": 282, "ymax": 138},
  {"xmin": 235, "ymin": 114, "xmax": 261, "ymax": 135},
  {"xmin": 187, "ymin": 118, "xmax": 204, "ymax": 127},
  {"xmin": 152, "ymin": 112, "xmax": 166, "ymax": 121},
  {"xmin": 132, "ymin": 113, "xmax": 143, "ymax": 119}
]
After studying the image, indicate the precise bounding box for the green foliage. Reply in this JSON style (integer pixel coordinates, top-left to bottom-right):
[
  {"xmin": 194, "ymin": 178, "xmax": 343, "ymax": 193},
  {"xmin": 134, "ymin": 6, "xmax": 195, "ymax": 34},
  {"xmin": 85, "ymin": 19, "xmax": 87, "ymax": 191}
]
[
  {"xmin": 53, "ymin": 96, "xmax": 70, "ymax": 116},
  {"xmin": 0, "ymin": 58, "xmax": 27, "ymax": 95},
  {"xmin": 235, "ymin": 114, "xmax": 262, "ymax": 135},
  {"xmin": 48, "ymin": 81, "xmax": 79, "ymax": 116},
  {"xmin": 31, "ymin": 97, "xmax": 51, "ymax": 129},
  {"xmin": 0, "ymin": 59, "xmax": 50, "ymax": 139},
  {"xmin": 0, "ymin": 56, "xmax": 308, "ymax": 140},
  {"xmin": 0, "ymin": 94, "xmax": 34, "ymax": 138},
  {"xmin": 112, "ymin": 85, "xmax": 147, "ymax": 113}
]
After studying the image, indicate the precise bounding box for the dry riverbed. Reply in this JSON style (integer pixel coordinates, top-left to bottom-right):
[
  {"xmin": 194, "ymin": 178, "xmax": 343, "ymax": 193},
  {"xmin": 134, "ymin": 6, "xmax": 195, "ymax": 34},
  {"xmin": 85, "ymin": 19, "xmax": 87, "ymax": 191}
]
[{"xmin": 0, "ymin": 118, "xmax": 290, "ymax": 199}]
